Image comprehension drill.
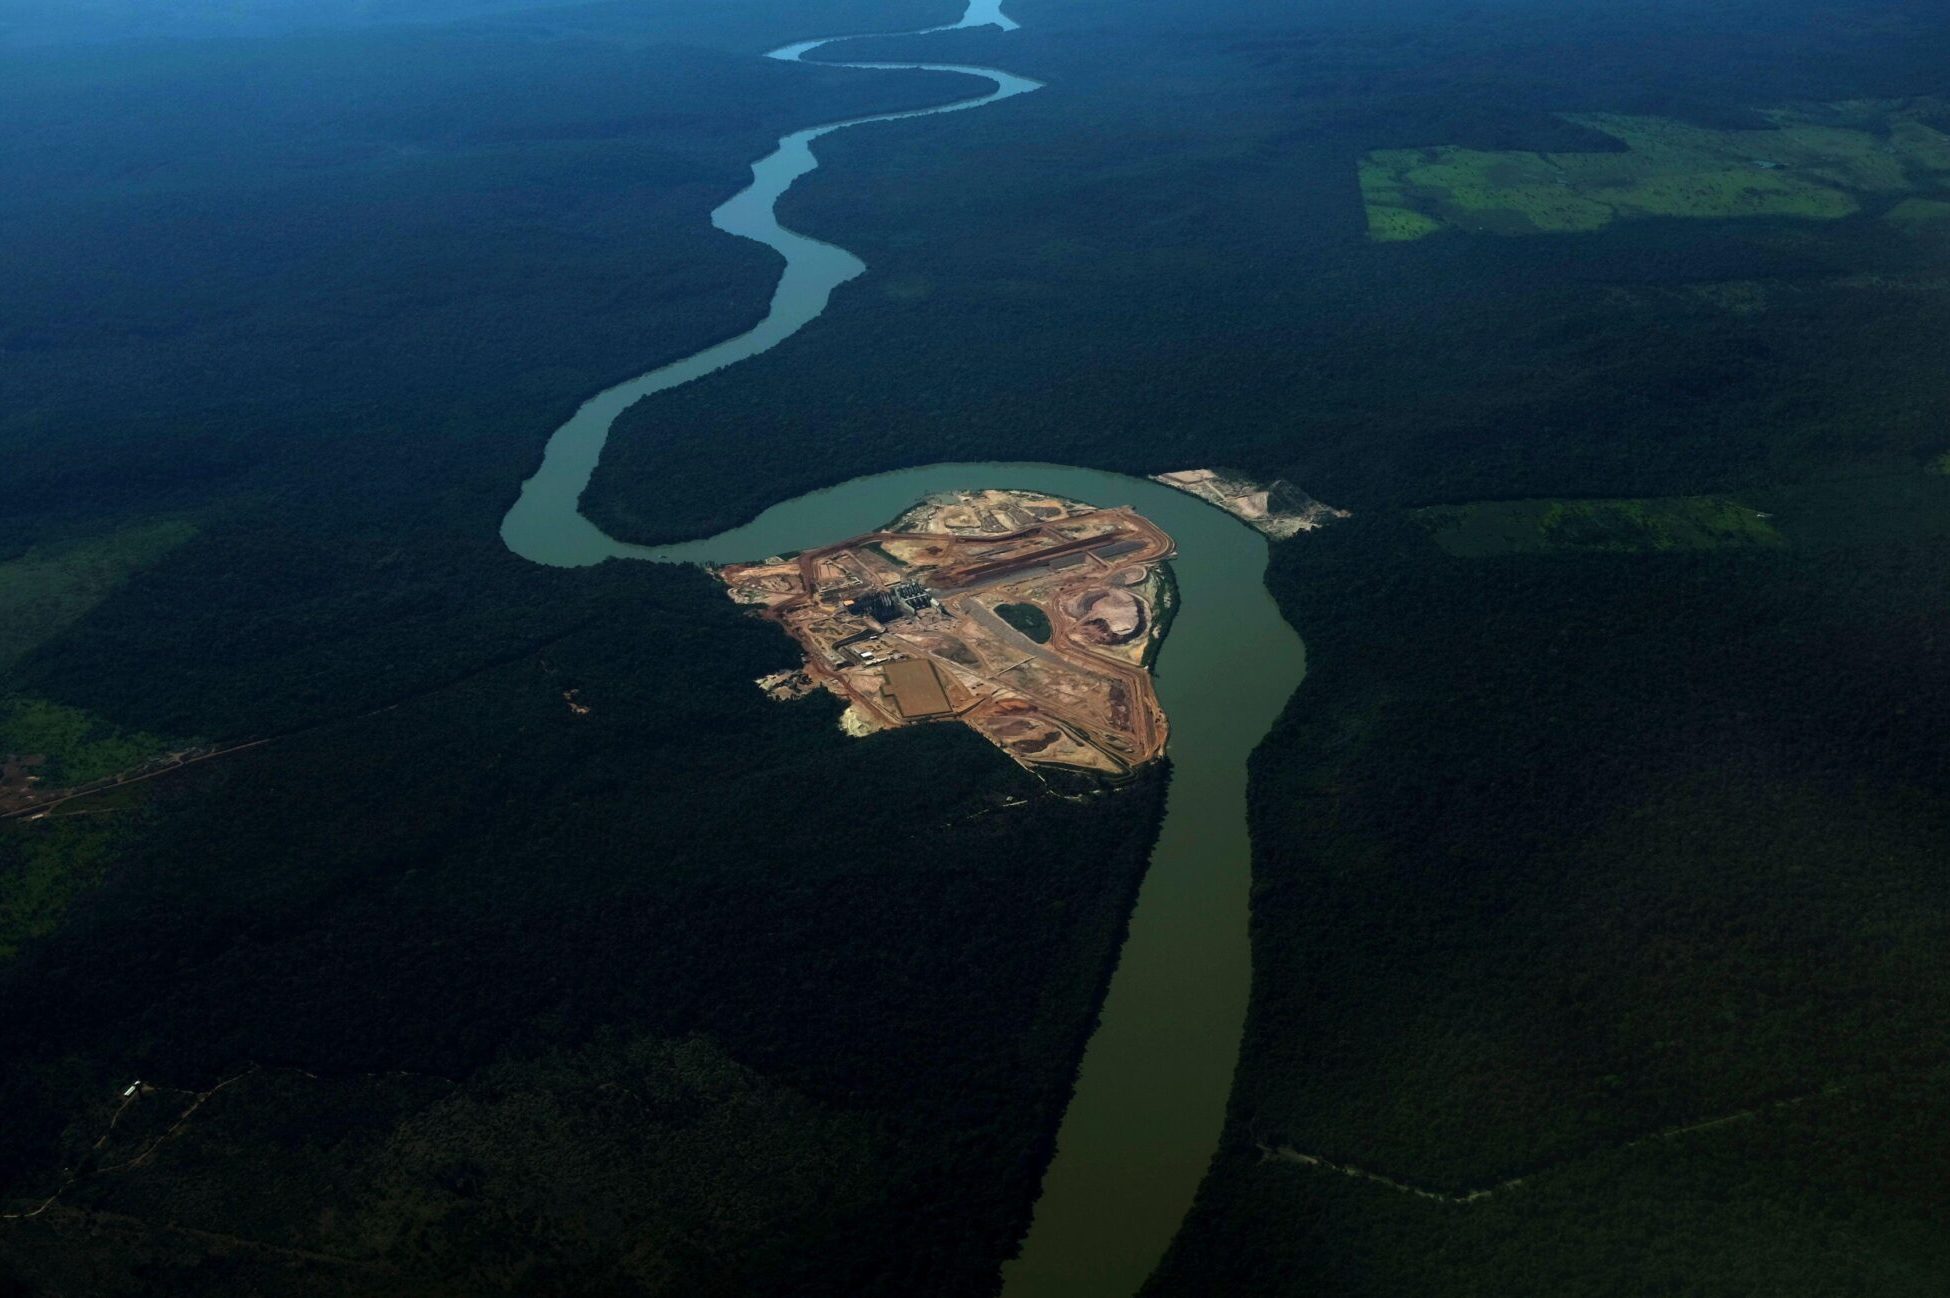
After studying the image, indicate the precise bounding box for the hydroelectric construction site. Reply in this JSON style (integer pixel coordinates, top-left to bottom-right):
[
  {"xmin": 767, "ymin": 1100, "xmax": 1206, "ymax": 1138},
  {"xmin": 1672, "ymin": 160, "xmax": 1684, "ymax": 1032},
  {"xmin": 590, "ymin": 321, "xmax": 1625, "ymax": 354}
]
[{"xmin": 719, "ymin": 489, "xmax": 1175, "ymax": 778}]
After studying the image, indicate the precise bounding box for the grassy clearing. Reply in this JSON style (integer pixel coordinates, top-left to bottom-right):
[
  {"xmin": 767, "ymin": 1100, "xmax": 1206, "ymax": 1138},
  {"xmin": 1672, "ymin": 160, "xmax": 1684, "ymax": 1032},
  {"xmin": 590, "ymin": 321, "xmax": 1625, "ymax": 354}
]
[
  {"xmin": 1359, "ymin": 166, "xmax": 1449, "ymax": 241},
  {"xmin": 1423, "ymin": 496, "xmax": 1785, "ymax": 557},
  {"xmin": 0, "ymin": 697, "xmax": 175, "ymax": 785},
  {"xmin": 1361, "ymin": 98, "xmax": 1950, "ymax": 240},
  {"xmin": 0, "ymin": 815, "xmax": 124, "ymax": 960},
  {"xmin": 1364, "ymin": 204, "xmax": 1447, "ymax": 241},
  {"xmin": 0, "ymin": 519, "xmax": 196, "ymax": 671}
]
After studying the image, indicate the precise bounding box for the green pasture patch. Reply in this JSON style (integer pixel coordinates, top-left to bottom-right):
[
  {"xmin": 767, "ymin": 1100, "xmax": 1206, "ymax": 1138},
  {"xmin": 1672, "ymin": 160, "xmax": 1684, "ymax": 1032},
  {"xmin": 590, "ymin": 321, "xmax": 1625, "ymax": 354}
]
[
  {"xmin": 0, "ymin": 519, "xmax": 196, "ymax": 671},
  {"xmin": 995, "ymin": 602, "xmax": 1053, "ymax": 644},
  {"xmin": 1358, "ymin": 164, "xmax": 1449, "ymax": 241},
  {"xmin": 1361, "ymin": 98, "xmax": 1950, "ymax": 240},
  {"xmin": 1592, "ymin": 166, "xmax": 1857, "ymax": 222},
  {"xmin": 1423, "ymin": 496, "xmax": 1785, "ymax": 557},
  {"xmin": 0, "ymin": 816, "xmax": 124, "ymax": 960},
  {"xmin": 1889, "ymin": 115, "xmax": 1950, "ymax": 170},
  {"xmin": 1364, "ymin": 200, "xmax": 1446, "ymax": 242},
  {"xmin": 0, "ymin": 697, "xmax": 175, "ymax": 786},
  {"xmin": 1886, "ymin": 197, "xmax": 1950, "ymax": 229}
]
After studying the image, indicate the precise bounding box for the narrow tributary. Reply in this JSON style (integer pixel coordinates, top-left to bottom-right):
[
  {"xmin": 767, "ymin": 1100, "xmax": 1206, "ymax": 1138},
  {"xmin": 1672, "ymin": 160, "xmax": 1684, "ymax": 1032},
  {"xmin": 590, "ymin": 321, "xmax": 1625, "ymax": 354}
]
[{"xmin": 497, "ymin": 7, "xmax": 1308, "ymax": 1294}]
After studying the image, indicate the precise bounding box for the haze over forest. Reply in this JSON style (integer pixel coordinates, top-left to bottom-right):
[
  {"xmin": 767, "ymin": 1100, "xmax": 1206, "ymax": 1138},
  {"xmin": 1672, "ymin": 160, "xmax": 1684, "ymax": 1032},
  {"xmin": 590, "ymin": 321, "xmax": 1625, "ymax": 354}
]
[{"xmin": 2, "ymin": 0, "xmax": 1947, "ymax": 1294}]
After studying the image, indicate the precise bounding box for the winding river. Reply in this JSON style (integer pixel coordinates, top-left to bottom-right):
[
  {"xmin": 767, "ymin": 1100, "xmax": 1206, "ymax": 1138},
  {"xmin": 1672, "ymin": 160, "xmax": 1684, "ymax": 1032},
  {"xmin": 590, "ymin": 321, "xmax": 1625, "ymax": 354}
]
[{"xmin": 498, "ymin": 5, "xmax": 1307, "ymax": 1294}]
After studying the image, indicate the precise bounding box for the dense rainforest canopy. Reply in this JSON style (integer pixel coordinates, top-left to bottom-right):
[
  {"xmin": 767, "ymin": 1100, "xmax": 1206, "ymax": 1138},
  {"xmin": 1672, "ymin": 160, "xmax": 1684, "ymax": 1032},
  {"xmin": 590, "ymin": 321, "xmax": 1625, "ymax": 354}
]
[{"xmin": 4, "ymin": 0, "xmax": 1949, "ymax": 1292}]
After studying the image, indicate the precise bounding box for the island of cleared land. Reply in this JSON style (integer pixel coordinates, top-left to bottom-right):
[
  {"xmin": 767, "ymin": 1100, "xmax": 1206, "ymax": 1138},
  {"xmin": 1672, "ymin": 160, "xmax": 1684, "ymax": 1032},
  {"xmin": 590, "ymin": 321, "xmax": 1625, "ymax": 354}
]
[{"xmin": 718, "ymin": 489, "xmax": 1174, "ymax": 779}]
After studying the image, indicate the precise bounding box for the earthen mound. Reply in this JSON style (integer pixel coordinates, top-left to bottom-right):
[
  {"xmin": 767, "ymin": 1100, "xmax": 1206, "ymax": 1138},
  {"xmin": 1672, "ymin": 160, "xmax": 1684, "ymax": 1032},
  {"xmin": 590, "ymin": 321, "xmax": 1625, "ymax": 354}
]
[{"xmin": 1065, "ymin": 587, "xmax": 1146, "ymax": 645}]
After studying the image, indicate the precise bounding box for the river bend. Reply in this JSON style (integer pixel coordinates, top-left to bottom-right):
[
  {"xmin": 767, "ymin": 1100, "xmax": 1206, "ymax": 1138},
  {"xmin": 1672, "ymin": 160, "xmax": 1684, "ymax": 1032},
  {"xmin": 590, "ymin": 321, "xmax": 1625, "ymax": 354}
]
[{"xmin": 496, "ymin": 7, "xmax": 1307, "ymax": 1295}]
